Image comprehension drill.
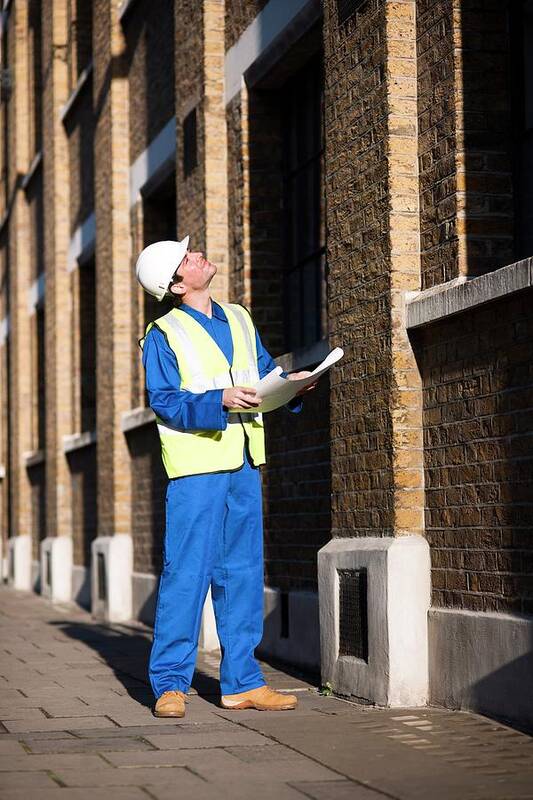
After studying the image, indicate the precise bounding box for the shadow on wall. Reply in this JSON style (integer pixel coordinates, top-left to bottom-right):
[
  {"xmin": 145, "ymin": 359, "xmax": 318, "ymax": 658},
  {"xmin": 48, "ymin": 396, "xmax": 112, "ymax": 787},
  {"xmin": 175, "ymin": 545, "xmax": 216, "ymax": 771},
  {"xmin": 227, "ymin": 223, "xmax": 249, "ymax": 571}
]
[{"xmin": 410, "ymin": 284, "xmax": 533, "ymax": 734}]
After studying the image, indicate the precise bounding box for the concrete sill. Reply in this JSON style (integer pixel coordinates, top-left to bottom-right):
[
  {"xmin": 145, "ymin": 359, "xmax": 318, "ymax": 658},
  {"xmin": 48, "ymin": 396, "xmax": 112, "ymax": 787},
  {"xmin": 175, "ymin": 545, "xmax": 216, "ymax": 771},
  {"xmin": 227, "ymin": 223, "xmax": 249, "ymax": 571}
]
[
  {"xmin": 24, "ymin": 449, "xmax": 45, "ymax": 468},
  {"xmin": 21, "ymin": 152, "xmax": 42, "ymax": 192},
  {"xmin": 0, "ymin": 464, "xmax": 5, "ymax": 479},
  {"xmin": 118, "ymin": 0, "xmax": 140, "ymax": 23},
  {"xmin": 275, "ymin": 338, "xmax": 330, "ymax": 373},
  {"xmin": 63, "ymin": 430, "xmax": 96, "ymax": 453},
  {"xmin": 121, "ymin": 406, "xmax": 155, "ymax": 433},
  {"xmin": 406, "ymin": 257, "xmax": 533, "ymax": 329},
  {"xmin": 60, "ymin": 61, "xmax": 93, "ymax": 124}
]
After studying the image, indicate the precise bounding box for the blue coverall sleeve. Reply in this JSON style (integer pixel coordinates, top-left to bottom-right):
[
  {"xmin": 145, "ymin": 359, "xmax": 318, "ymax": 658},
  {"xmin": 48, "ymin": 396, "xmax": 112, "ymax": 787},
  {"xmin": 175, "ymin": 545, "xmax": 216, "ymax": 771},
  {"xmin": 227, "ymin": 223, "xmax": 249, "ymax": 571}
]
[
  {"xmin": 142, "ymin": 326, "xmax": 229, "ymax": 431},
  {"xmin": 254, "ymin": 329, "xmax": 303, "ymax": 414}
]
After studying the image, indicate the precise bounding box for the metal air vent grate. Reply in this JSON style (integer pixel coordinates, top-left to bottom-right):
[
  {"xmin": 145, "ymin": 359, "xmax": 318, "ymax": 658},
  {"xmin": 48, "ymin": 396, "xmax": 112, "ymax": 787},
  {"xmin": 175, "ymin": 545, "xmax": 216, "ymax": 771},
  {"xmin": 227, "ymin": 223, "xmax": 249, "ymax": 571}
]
[
  {"xmin": 338, "ymin": 568, "xmax": 368, "ymax": 661},
  {"xmin": 97, "ymin": 552, "xmax": 107, "ymax": 601}
]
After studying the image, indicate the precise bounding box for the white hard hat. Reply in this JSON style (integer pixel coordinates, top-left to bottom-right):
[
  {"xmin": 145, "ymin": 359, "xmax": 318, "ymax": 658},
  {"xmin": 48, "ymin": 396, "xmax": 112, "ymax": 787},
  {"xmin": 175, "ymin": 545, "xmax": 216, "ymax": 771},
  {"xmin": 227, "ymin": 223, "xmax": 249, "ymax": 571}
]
[{"xmin": 135, "ymin": 235, "xmax": 190, "ymax": 301}]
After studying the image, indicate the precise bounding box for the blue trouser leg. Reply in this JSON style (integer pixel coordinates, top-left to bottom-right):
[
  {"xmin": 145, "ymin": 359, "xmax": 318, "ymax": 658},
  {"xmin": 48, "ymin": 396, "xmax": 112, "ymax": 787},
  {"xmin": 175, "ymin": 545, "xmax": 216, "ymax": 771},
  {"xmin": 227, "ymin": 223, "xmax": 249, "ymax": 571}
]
[
  {"xmin": 148, "ymin": 451, "xmax": 266, "ymax": 699},
  {"xmin": 211, "ymin": 453, "xmax": 266, "ymax": 695}
]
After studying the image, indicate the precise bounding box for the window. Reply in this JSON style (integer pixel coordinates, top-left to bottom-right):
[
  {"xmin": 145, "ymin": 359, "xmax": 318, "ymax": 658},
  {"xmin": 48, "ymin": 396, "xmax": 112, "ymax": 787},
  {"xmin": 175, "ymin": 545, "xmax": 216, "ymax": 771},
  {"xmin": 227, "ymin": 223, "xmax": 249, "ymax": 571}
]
[
  {"xmin": 511, "ymin": 0, "xmax": 533, "ymax": 258},
  {"xmin": 281, "ymin": 54, "xmax": 326, "ymax": 351},
  {"xmin": 77, "ymin": 256, "xmax": 96, "ymax": 432}
]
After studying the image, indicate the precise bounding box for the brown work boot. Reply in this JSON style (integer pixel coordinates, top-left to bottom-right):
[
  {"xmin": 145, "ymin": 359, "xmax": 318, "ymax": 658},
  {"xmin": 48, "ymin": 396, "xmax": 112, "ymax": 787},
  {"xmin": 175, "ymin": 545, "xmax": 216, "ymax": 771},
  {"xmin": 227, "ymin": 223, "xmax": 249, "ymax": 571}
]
[
  {"xmin": 153, "ymin": 689, "xmax": 188, "ymax": 718},
  {"xmin": 220, "ymin": 685, "xmax": 297, "ymax": 711}
]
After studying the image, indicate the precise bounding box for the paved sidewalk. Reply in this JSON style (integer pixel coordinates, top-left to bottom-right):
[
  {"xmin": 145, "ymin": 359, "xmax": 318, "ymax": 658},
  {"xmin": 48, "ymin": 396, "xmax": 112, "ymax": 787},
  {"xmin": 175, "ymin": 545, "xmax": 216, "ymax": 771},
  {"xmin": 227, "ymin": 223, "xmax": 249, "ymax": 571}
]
[{"xmin": 0, "ymin": 586, "xmax": 532, "ymax": 800}]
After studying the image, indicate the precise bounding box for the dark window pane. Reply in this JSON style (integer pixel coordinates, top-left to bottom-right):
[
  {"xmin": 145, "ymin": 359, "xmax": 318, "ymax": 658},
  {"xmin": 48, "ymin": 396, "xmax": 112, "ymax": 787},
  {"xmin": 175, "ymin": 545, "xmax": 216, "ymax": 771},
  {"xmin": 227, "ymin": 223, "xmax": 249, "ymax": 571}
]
[{"xmin": 282, "ymin": 54, "xmax": 326, "ymax": 351}]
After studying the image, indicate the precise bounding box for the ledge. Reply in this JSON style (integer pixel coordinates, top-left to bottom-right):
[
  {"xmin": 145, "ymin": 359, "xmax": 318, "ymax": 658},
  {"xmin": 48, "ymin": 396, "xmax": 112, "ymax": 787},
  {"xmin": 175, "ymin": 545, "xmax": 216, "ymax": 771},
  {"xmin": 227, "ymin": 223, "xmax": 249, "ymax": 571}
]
[
  {"xmin": 275, "ymin": 338, "xmax": 330, "ymax": 373},
  {"xmin": 21, "ymin": 151, "xmax": 42, "ymax": 192},
  {"xmin": 121, "ymin": 406, "xmax": 155, "ymax": 433},
  {"xmin": 60, "ymin": 61, "xmax": 93, "ymax": 124},
  {"xmin": 63, "ymin": 430, "xmax": 96, "ymax": 453},
  {"xmin": 0, "ymin": 464, "xmax": 5, "ymax": 479},
  {"xmin": 24, "ymin": 449, "xmax": 45, "ymax": 468},
  {"xmin": 118, "ymin": 0, "xmax": 140, "ymax": 23},
  {"xmin": 406, "ymin": 257, "xmax": 533, "ymax": 329}
]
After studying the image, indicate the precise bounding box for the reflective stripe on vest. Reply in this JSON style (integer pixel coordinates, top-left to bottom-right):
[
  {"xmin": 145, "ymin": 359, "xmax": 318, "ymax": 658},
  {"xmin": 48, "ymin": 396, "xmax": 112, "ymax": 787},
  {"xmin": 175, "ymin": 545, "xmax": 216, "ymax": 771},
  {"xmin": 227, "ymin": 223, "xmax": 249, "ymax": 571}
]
[{"xmin": 142, "ymin": 302, "xmax": 266, "ymax": 478}]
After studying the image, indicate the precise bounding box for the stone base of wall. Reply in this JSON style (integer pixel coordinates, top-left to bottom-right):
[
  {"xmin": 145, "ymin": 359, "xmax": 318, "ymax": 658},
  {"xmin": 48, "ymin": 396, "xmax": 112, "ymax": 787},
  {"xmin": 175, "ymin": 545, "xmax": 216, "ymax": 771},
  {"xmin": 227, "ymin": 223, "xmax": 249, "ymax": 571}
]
[
  {"xmin": 429, "ymin": 608, "xmax": 533, "ymax": 729},
  {"xmin": 131, "ymin": 573, "xmax": 320, "ymax": 673},
  {"xmin": 258, "ymin": 588, "xmax": 320, "ymax": 672},
  {"xmin": 7, "ymin": 535, "xmax": 32, "ymax": 590},
  {"xmin": 91, "ymin": 535, "xmax": 133, "ymax": 623},
  {"xmin": 72, "ymin": 565, "xmax": 91, "ymax": 609},
  {"xmin": 40, "ymin": 537, "xmax": 72, "ymax": 602},
  {"xmin": 318, "ymin": 536, "xmax": 431, "ymax": 706}
]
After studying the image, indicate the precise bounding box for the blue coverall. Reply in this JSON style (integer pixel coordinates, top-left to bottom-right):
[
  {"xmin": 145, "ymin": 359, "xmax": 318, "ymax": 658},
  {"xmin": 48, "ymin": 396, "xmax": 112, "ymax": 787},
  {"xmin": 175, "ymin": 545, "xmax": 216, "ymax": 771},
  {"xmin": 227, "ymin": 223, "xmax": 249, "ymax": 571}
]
[{"xmin": 142, "ymin": 300, "xmax": 301, "ymax": 698}]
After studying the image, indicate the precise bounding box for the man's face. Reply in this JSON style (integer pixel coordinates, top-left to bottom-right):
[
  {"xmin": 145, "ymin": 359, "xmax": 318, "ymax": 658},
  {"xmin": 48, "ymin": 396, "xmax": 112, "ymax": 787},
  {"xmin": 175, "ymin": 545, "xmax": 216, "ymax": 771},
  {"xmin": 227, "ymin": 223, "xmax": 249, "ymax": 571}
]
[{"xmin": 169, "ymin": 249, "xmax": 217, "ymax": 297}]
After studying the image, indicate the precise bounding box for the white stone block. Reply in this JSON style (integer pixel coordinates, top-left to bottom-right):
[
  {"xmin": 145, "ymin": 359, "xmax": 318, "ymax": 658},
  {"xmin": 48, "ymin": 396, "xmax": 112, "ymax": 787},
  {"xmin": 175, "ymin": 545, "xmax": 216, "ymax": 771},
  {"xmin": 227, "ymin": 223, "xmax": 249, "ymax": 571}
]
[
  {"xmin": 7, "ymin": 535, "xmax": 32, "ymax": 591},
  {"xmin": 260, "ymin": 587, "xmax": 320, "ymax": 671},
  {"xmin": 40, "ymin": 537, "xmax": 73, "ymax": 602},
  {"xmin": 318, "ymin": 535, "xmax": 430, "ymax": 706},
  {"xmin": 198, "ymin": 586, "xmax": 219, "ymax": 651},
  {"xmin": 91, "ymin": 535, "xmax": 133, "ymax": 622}
]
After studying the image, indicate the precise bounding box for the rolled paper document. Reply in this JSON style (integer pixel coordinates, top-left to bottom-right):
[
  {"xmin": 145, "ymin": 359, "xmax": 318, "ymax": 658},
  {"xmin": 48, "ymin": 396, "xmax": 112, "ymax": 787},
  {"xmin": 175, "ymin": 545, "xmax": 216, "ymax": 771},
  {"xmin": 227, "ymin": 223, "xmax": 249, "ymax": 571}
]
[{"xmin": 237, "ymin": 347, "xmax": 344, "ymax": 414}]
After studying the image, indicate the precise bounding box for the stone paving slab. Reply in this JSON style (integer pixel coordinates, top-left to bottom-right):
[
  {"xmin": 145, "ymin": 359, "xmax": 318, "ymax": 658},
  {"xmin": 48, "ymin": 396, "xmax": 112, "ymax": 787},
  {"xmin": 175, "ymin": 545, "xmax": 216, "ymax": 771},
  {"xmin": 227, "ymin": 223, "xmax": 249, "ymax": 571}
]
[{"xmin": 2, "ymin": 585, "xmax": 533, "ymax": 800}]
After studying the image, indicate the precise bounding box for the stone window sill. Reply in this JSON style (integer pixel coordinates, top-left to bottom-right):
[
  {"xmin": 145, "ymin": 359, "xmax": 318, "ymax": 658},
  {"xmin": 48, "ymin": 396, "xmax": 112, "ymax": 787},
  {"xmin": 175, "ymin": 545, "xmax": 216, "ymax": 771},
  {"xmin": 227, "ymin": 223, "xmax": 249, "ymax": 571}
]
[
  {"xmin": 21, "ymin": 152, "xmax": 42, "ymax": 192},
  {"xmin": 121, "ymin": 406, "xmax": 155, "ymax": 433},
  {"xmin": 0, "ymin": 463, "xmax": 6, "ymax": 479},
  {"xmin": 63, "ymin": 430, "xmax": 96, "ymax": 453},
  {"xmin": 24, "ymin": 449, "xmax": 45, "ymax": 468},
  {"xmin": 118, "ymin": 0, "xmax": 140, "ymax": 23},
  {"xmin": 60, "ymin": 61, "xmax": 93, "ymax": 124},
  {"xmin": 406, "ymin": 257, "xmax": 533, "ymax": 329}
]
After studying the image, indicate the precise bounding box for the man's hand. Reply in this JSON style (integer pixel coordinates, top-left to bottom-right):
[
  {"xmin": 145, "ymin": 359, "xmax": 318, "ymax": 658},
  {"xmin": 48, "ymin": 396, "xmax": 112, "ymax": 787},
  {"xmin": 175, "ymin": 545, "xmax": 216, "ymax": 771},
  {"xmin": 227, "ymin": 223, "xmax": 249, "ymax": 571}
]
[
  {"xmin": 287, "ymin": 371, "xmax": 318, "ymax": 397},
  {"xmin": 222, "ymin": 386, "xmax": 262, "ymax": 410}
]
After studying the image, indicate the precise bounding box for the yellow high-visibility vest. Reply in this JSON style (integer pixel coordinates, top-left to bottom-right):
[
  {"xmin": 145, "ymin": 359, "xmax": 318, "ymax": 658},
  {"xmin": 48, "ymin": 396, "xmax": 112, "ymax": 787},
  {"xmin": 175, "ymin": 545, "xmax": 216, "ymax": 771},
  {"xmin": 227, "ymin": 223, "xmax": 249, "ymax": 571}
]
[{"xmin": 141, "ymin": 302, "xmax": 266, "ymax": 479}]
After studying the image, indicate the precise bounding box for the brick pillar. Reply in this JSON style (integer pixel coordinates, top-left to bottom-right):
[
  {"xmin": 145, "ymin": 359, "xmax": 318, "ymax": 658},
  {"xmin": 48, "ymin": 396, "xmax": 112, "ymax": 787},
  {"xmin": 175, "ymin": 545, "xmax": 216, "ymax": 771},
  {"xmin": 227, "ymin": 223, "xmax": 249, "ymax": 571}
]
[
  {"xmin": 92, "ymin": 0, "xmax": 133, "ymax": 621},
  {"xmin": 175, "ymin": 0, "xmax": 229, "ymax": 302},
  {"xmin": 41, "ymin": 0, "xmax": 74, "ymax": 602},
  {"xmin": 7, "ymin": 1, "xmax": 33, "ymax": 590},
  {"xmin": 318, "ymin": 0, "xmax": 429, "ymax": 706}
]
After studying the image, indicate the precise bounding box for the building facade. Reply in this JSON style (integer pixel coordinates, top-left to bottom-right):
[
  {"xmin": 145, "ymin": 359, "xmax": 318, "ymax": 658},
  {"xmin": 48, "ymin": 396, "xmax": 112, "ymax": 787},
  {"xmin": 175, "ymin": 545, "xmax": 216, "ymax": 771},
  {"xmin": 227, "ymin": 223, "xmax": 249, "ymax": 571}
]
[{"xmin": 1, "ymin": 0, "xmax": 533, "ymax": 728}]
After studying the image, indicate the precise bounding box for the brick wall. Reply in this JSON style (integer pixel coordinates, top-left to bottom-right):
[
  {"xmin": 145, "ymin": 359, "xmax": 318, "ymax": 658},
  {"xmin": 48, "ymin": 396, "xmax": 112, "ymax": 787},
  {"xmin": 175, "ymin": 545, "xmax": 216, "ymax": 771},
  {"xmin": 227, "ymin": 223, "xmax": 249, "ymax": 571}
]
[
  {"xmin": 125, "ymin": 0, "xmax": 175, "ymax": 163},
  {"xmin": 226, "ymin": 11, "xmax": 331, "ymax": 591},
  {"xmin": 456, "ymin": 0, "xmax": 514, "ymax": 276},
  {"xmin": 127, "ymin": 424, "xmax": 167, "ymax": 574},
  {"xmin": 65, "ymin": 83, "xmax": 95, "ymax": 233},
  {"xmin": 417, "ymin": 0, "xmax": 458, "ymax": 289},
  {"xmin": 324, "ymin": 0, "xmax": 395, "ymax": 539},
  {"xmin": 412, "ymin": 288, "xmax": 533, "ymax": 614},
  {"xmin": 68, "ymin": 445, "xmax": 97, "ymax": 567},
  {"xmin": 263, "ymin": 378, "xmax": 331, "ymax": 592},
  {"xmin": 175, "ymin": 1, "xmax": 205, "ymax": 248},
  {"xmin": 29, "ymin": 462, "xmax": 46, "ymax": 561},
  {"xmin": 418, "ymin": 0, "xmax": 515, "ymax": 287},
  {"xmin": 26, "ymin": 169, "xmax": 45, "ymax": 280}
]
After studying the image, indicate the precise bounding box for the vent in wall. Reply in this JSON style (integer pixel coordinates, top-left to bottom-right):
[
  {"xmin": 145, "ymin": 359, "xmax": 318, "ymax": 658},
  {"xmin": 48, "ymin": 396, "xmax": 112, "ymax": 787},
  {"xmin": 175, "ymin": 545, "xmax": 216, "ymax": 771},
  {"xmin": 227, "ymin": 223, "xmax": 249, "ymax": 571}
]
[
  {"xmin": 45, "ymin": 551, "xmax": 52, "ymax": 588},
  {"xmin": 337, "ymin": 0, "xmax": 368, "ymax": 26},
  {"xmin": 97, "ymin": 551, "xmax": 107, "ymax": 602},
  {"xmin": 338, "ymin": 568, "xmax": 368, "ymax": 661}
]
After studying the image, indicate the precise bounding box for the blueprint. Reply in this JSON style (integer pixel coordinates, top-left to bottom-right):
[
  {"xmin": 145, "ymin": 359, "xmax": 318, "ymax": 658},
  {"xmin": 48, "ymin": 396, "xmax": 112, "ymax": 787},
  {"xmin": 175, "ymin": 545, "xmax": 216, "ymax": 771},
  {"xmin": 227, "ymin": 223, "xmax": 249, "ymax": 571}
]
[{"xmin": 237, "ymin": 347, "xmax": 344, "ymax": 414}]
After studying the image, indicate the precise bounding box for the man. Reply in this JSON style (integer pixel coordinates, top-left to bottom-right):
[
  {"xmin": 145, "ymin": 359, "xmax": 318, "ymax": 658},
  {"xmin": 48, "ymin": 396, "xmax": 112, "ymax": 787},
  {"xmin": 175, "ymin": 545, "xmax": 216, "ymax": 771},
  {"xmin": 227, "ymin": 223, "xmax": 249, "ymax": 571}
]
[{"xmin": 136, "ymin": 236, "xmax": 316, "ymax": 718}]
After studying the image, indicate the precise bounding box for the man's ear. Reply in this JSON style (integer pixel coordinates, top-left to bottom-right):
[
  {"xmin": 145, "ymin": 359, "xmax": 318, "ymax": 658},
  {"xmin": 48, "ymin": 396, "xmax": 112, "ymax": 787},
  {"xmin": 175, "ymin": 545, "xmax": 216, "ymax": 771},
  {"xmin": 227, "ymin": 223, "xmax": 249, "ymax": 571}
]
[{"xmin": 169, "ymin": 281, "xmax": 186, "ymax": 297}]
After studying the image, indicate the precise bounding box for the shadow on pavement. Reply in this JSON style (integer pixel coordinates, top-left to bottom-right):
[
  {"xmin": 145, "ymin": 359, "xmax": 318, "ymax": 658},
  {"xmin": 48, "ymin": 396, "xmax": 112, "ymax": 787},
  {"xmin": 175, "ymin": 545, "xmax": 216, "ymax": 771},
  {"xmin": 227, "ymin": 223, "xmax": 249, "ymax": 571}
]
[{"xmin": 49, "ymin": 620, "xmax": 221, "ymax": 708}]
